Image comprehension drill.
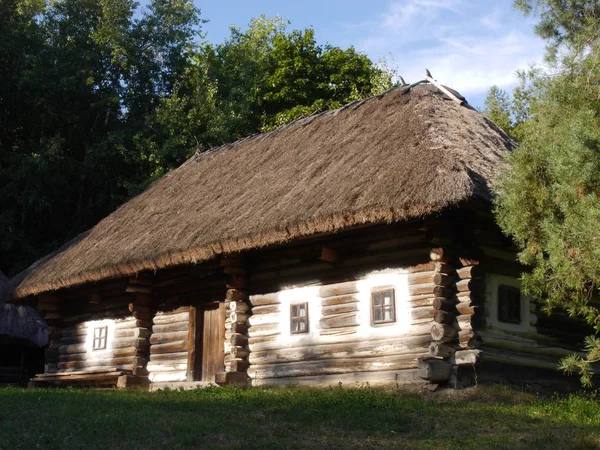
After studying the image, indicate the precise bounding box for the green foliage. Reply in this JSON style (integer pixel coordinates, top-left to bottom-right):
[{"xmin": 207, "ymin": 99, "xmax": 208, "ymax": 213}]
[
  {"xmin": 483, "ymin": 86, "xmax": 514, "ymax": 134},
  {"xmin": 496, "ymin": 0, "xmax": 600, "ymax": 386},
  {"xmin": 0, "ymin": 6, "xmax": 390, "ymax": 276}
]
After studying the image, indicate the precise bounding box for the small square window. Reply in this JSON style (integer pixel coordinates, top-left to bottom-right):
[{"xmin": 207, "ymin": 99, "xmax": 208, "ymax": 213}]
[
  {"xmin": 290, "ymin": 303, "xmax": 309, "ymax": 334},
  {"xmin": 498, "ymin": 285, "xmax": 521, "ymax": 324},
  {"xmin": 93, "ymin": 326, "xmax": 108, "ymax": 350},
  {"xmin": 372, "ymin": 288, "xmax": 395, "ymax": 325}
]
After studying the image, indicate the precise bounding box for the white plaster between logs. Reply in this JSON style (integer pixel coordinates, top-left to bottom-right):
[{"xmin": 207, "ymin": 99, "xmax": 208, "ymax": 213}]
[
  {"xmin": 356, "ymin": 270, "xmax": 412, "ymax": 338},
  {"xmin": 277, "ymin": 286, "xmax": 322, "ymax": 345},
  {"xmin": 84, "ymin": 319, "xmax": 116, "ymax": 356}
]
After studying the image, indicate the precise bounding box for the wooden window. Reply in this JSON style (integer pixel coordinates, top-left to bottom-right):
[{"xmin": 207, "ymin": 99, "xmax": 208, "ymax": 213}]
[
  {"xmin": 93, "ymin": 326, "xmax": 108, "ymax": 350},
  {"xmin": 497, "ymin": 285, "xmax": 521, "ymax": 324},
  {"xmin": 371, "ymin": 288, "xmax": 395, "ymax": 325},
  {"xmin": 290, "ymin": 303, "xmax": 309, "ymax": 334}
]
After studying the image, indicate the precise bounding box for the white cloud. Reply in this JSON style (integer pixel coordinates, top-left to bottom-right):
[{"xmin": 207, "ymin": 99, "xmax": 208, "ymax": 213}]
[{"xmin": 353, "ymin": 1, "xmax": 545, "ymax": 104}]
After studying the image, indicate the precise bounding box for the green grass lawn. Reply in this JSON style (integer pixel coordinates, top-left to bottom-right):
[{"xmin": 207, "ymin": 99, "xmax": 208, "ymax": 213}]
[{"xmin": 0, "ymin": 384, "xmax": 599, "ymax": 449}]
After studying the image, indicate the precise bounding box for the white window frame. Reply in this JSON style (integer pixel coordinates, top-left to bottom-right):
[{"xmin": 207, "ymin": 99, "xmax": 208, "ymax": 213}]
[{"xmin": 486, "ymin": 274, "xmax": 531, "ymax": 332}]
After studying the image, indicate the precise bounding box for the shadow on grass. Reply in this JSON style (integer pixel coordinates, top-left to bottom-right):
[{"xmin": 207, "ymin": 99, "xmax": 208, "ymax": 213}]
[{"xmin": 0, "ymin": 385, "xmax": 598, "ymax": 450}]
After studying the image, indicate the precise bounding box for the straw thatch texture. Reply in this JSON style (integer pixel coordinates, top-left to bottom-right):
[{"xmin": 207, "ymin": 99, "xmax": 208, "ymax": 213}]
[
  {"xmin": 11, "ymin": 86, "xmax": 514, "ymax": 298},
  {"xmin": 0, "ymin": 272, "xmax": 48, "ymax": 346}
]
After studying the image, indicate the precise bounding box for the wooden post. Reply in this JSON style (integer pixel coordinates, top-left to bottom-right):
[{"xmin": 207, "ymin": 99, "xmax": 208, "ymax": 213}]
[
  {"xmin": 215, "ymin": 254, "xmax": 250, "ymax": 386},
  {"xmin": 125, "ymin": 275, "xmax": 154, "ymax": 385}
]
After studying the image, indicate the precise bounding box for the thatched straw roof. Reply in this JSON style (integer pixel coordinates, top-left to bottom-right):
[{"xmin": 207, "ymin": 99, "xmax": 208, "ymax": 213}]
[
  {"xmin": 11, "ymin": 84, "xmax": 514, "ymax": 298},
  {"xmin": 0, "ymin": 272, "xmax": 48, "ymax": 346}
]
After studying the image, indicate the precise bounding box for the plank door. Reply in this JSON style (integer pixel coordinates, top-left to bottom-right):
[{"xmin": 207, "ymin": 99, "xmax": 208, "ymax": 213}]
[{"xmin": 192, "ymin": 302, "xmax": 225, "ymax": 382}]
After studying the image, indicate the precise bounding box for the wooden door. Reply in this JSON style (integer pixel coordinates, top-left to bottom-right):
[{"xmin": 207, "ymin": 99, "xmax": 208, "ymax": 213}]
[{"xmin": 192, "ymin": 302, "xmax": 225, "ymax": 382}]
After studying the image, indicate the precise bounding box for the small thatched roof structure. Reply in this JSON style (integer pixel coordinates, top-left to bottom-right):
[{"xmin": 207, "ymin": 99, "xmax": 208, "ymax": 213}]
[
  {"xmin": 11, "ymin": 84, "xmax": 514, "ymax": 298},
  {"xmin": 0, "ymin": 272, "xmax": 48, "ymax": 346}
]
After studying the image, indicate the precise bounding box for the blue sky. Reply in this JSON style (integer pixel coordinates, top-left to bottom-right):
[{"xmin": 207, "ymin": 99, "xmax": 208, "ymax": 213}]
[{"xmin": 196, "ymin": 0, "xmax": 546, "ymax": 108}]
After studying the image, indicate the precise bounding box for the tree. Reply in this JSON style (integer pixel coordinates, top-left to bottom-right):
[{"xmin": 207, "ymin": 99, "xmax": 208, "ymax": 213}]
[
  {"xmin": 483, "ymin": 86, "xmax": 513, "ymax": 134},
  {"xmin": 495, "ymin": 0, "xmax": 600, "ymax": 386},
  {"xmin": 0, "ymin": 0, "xmax": 204, "ymax": 275}
]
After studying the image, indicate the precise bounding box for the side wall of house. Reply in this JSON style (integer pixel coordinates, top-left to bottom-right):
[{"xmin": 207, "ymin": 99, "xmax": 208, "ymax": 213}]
[
  {"xmin": 247, "ymin": 268, "xmax": 435, "ymax": 386},
  {"xmin": 239, "ymin": 221, "xmax": 436, "ymax": 387},
  {"xmin": 473, "ymin": 208, "xmax": 589, "ymax": 378},
  {"xmin": 34, "ymin": 277, "xmax": 153, "ymax": 383}
]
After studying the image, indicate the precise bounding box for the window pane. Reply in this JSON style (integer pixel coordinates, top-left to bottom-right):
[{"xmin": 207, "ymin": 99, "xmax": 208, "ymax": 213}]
[
  {"xmin": 291, "ymin": 305, "xmax": 298, "ymax": 317},
  {"xmin": 384, "ymin": 306, "xmax": 392, "ymax": 321},
  {"xmin": 299, "ymin": 306, "xmax": 306, "ymax": 317},
  {"xmin": 374, "ymin": 308, "xmax": 383, "ymax": 322},
  {"xmin": 383, "ymin": 292, "xmax": 392, "ymax": 305},
  {"xmin": 373, "ymin": 293, "xmax": 382, "ymax": 306}
]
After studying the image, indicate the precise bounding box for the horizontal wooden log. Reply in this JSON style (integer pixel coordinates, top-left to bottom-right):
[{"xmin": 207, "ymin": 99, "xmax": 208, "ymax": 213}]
[
  {"xmin": 112, "ymin": 337, "xmax": 138, "ymax": 349},
  {"xmin": 456, "ymin": 265, "xmax": 483, "ymax": 280},
  {"xmin": 57, "ymin": 357, "xmax": 134, "ymax": 370},
  {"xmin": 231, "ymin": 312, "xmax": 249, "ymax": 324},
  {"xmin": 229, "ymin": 360, "xmax": 249, "ymax": 372},
  {"xmin": 251, "ymin": 304, "xmax": 280, "ymax": 315},
  {"xmin": 431, "ymin": 323, "xmax": 458, "ymax": 342},
  {"xmin": 231, "ymin": 347, "xmax": 249, "ymax": 359},
  {"xmin": 114, "ymin": 319, "xmax": 137, "ymax": 329},
  {"xmin": 409, "ymin": 283, "xmax": 436, "ymax": 296},
  {"xmin": 433, "ymin": 310, "xmax": 455, "ymax": 325},
  {"xmin": 411, "ymin": 306, "xmax": 434, "ymax": 321},
  {"xmin": 428, "ymin": 342, "xmax": 456, "ymax": 358},
  {"xmin": 247, "ymin": 313, "xmax": 278, "ymax": 327},
  {"xmin": 249, "ymin": 335, "xmax": 431, "ymax": 366},
  {"xmin": 229, "ymin": 301, "xmax": 249, "ymax": 313},
  {"xmin": 247, "ymin": 323, "xmax": 279, "ymax": 338},
  {"xmin": 59, "ymin": 343, "xmax": 87, "ymax": 355},
  {"xmin": 252, "ymin": 368, "xmax": 424, "ymax": 387},
  {"xmin": 250, "ymin": 354, "xmax": 423, "ymax": 379},
  {"xmin": 456, "ymin": 301, "xmax": 477, "ymax": 316},
  {"xmin": 147, "ymin": 361, "xmax": 188, "ymax": 373},
  {"xmin": 249, "ymin": 294, "xmax": 280, "ymax": 307},
  {"xmin": 152, "ymin": 322, "xmax": 189, "ymax": 334},
  {"xmin": 149, "ymin": 331, "xmax": 188, "ymax": 345},
  {"xmin": 153, "ymin": 311, "xmax": 190, "ymax": 325},
  {"xmin": 149, "ymin": 351, "xmax": 189, "ymax": 362},
  {"xmin": 417, "ymin": 358, "xmax": 452, "ymax": 382},
  {"xmin": 319, "ymin": 328, "xmax": 358, "ymax": 336},
  {"xmin": 322, "ymin": 302, "xmax": 359, "ymax": 316},
  {"xmin": 433, "ymin": 286, "xmax": 454, "ymax": 298},
  {"xmin": 320, "ymin": 294, "xmax": 359, "ymax": 307},
  {"xmin": 319, "ymin": 312, "xmax": 358, "ymax": 329},
  {"xmin": 149, "ymin": 370, "xmax": 187, "ymax": 383},
  {"xmin": 432, "ymin": 297, "xmax": 457, "ymax": 312},
  {"xmin": 406, "ymin": 271, "xmax": 435, "ymax": 286},
  {"xmin": 114, "ymin": 328, "xmax": 151, "ymax": 339},
  {"xmin": 230, "ymin": 322, "xmax": 248, "ymax": 334},
  {"xmin": 150, "ymin": 340, "xmax": 188, "ymax": 354},
  {"xmin": 433, "ymin": 273, "xmax": 455, "ymax": 287},
  {"xmin": 231, "ymin": 333, "xmax": 248, "ymax": 347},
  {"xmin": 319, "ymin": 281, "xmax": 358, "ymax": 298},
  {"xmin": 459, "ymin": 330, "xmax": 477, "ymax": 348},
  {"xmin": 451, "ymin": 349, "xmax": 482, "ymax": 366}
]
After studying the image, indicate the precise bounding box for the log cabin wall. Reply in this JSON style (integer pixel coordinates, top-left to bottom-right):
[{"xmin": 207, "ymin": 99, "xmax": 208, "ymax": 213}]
[
  {"xmin": 471, "ymin": 205, "xmax": 590, "ymax": 379},
  {"xmin": 148, "ymin": 307, "xmax": 192, "ymax": 383},
  {"xmin": 242, "ymin": 221, "xmax": 437, "ymax": 387},
  {"xmin": 41, "ymin": 278, "xmax": 141, "ymax": 375}
]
